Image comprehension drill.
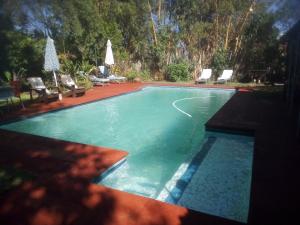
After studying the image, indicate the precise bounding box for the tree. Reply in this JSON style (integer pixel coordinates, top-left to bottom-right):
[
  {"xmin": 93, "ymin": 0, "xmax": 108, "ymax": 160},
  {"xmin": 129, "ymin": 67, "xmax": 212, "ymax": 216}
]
[{"xmin": 0, "ymin": 0, "xmax": 288, "ymax": 82}]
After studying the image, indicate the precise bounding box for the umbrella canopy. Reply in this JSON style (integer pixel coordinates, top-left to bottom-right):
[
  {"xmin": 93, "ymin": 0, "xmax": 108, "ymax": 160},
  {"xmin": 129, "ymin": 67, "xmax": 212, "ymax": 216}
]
[
  {"xmin": 105, "ymin": 39, "xmax": 114, "ymax": 66},
  {"xmin": 44, "ymin": 37, "xmax": 60, "ymax": 86}
]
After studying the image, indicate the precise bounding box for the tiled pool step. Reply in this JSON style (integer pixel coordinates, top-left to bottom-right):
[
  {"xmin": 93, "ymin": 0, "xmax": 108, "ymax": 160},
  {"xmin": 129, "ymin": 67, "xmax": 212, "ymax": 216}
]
[
  {"xmin": 96, "ymin": 160, "xmax": 160, "ymax": 198},
  {"xmin": 157, "ymin": 136, "xmax": 217, "ymax": 203},
  {"xmin": 158, "ymin": 133, "xmax": 254, "ymax": 223}
]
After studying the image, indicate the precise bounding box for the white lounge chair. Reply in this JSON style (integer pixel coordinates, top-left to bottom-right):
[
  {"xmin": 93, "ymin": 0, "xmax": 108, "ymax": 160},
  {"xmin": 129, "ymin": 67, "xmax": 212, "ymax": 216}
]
[
  {"xmin": 60, "ymin": 74, "xmax": 85, "ymax": 97},
  {"xmin": 89, "ymin": 75, "xmax": 110, "ymax": 86},
  {"xmin": 195, "ymin": 69, "xmax": 212, "ymax": 83},
  {"xmin": 215, "ymin": 70, "xmax": 233, "ymax": 84},
  {"xmin": 99, "ymin": 66, "xmax": 127, "ymax": 83},
  {"xmin": 27, "ymin": 77, "xmax": 59, "ymax": 102}
]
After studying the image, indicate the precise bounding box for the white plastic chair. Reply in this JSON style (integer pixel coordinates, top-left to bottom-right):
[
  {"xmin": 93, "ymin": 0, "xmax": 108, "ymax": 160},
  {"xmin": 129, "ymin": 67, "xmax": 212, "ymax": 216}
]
[
  {"xmin": 216, "ymin": 70, "xmax": 233, "ymax": 83},
  {"xmin": 196, "ymin": 69, "xmax": 212, "ymax": 83}
]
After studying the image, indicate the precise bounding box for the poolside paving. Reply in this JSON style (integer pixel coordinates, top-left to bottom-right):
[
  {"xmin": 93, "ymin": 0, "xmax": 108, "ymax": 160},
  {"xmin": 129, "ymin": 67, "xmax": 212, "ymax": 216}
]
[{"xmin": 0, "ymin": 83, "xmax": 299, "ymax": 225}]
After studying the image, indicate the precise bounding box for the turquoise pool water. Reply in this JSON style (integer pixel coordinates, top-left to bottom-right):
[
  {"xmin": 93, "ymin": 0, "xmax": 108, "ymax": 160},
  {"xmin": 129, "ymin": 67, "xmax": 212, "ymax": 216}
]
[{"xmin": 0, "ymin": 87, "xmax": 253, "ymax": 222}]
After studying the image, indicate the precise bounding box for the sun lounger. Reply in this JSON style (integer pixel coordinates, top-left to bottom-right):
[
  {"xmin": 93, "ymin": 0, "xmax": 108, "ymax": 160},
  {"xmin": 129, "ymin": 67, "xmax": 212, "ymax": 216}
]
[
  {"xmin": 27, "ymin": 77, "xmax": 59, "ymax": 102},
  {"xmin": 60, "ymin": 74, "xmax": 85, "ymax": 97},
  {"xmin": 215, "ymin": 70, "xmax": 233, "ymax": 84},
  {"xmin": 89, "ymin": 75, "xmax": 110, "ymax": 86},
  {"xmin": 195, "ymin": 69, "xmax": 212, "ymax": 84},
  {"xmin": 99, "ymin": 66, "xmax": 127, "ymax": 83}
]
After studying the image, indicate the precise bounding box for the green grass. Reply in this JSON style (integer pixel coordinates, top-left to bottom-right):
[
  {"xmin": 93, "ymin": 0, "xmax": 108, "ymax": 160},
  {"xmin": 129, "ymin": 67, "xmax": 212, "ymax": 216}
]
[
  {"xmin": 0, "ymin": 166, "xmax": 35, "ymax": 195},
  {"xmin": 0, "ymin": 92, "xmax": 34, "ymax": 108}
]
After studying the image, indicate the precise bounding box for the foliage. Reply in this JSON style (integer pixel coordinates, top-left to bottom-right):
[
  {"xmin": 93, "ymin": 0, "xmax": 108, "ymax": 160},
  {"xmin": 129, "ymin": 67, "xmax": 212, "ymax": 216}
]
[
  {"xmin": 3, "ymin": 71, "xmax": 12, "ymax": 83},
  {"xmin": 76, "ymin": 74, "xmax": 93, "ymax": 90},
  {"xmin": 78, "ymin": 60, "xmax": 94, "ymax": 75},
  {"xmin": 126, "ymin": 70, "xmax": 139, "ymax": 82},
  {"xmin": 0, "ymin": 29, "xmax": 44, "ymax": 78},
  {"xmin": 166, "ymin": 63, "xmax": 190, "ymax": 82},
  {"xmin": 60, "ymin": 58, "xmax": 79, "ymax": 76},
  {"xmin": 0, "ymin": 0, "xmax": 289, "ymax": 83},
  {"xmin": 212, "ymin": 48, "xmax": 229, "ymax": 79},
  {"xmin": 140, "ymin": 69, "xmax": 151, "ymax": 81}
]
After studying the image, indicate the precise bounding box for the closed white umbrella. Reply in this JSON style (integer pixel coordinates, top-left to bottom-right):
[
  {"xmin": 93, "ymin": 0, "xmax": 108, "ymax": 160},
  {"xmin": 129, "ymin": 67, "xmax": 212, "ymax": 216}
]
[
  {"xmin": 44, "ymin": 37, "xmax": 60, "ymax": 87},
  {"xmin": 105, "ymin": 39, "xmax": 114, "ymax": 66}
]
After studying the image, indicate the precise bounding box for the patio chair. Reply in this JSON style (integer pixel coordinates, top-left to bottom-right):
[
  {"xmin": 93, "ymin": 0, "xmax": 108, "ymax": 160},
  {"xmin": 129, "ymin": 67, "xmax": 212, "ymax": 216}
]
[
  {"xmin": 215, "ymin": 70, "xmax": 233, "ymax": 84},
  {"xmin": 88, "ymin": 75, "xmax": 110, "ymax": 86},
  {"xmin": 27, "ymin": 77, "xmax": 59, "ymax": 102},
  {"xmin": 195, "ymin": 69, "xmax": 212, "ymax": 84},
  {"xmin": 60, "ymin": 74, "xmax": 85, "ymax": 97},
  {"xmin": 99, "ymin": 65, "xmax": 127, "ymax": 83}
]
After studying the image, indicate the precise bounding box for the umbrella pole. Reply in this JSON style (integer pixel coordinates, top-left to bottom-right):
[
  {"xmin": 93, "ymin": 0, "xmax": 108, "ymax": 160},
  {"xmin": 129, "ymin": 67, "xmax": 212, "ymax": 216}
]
[
  {"xmin": 53, "ymin": 71, "xmax": 58, "ymax": 87},
  {"xmin": 53, "ymin": 71, "xmax": 62, "ymax": 101}
]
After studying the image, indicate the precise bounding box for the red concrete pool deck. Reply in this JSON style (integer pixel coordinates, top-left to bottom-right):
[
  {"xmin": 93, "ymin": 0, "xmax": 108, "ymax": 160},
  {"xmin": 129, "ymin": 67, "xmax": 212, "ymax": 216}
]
[
  {"xmin": 0, "ymin": 83, "xmax": 243, "ymax": 225},
  {"xmin": 1, "ymin": 83, "xmax": 298, "ymax": 225},
  {"xmin": 1, "ymin": 83, "xmax": 144, "ymax": 120}
]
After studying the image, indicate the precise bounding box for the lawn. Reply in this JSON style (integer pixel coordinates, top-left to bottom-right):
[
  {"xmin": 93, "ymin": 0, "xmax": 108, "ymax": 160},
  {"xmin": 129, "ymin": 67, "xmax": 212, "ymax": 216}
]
[{"xmin": 0, "ymin": 92, "xmax": 35, "ymax": 111}]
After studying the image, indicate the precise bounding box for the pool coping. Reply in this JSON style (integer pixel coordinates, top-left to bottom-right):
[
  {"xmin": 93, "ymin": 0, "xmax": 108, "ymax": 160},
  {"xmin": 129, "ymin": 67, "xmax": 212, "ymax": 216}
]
[{"xmin": 0, "ymin": 83, "xmax": 249, "ymax": 225}]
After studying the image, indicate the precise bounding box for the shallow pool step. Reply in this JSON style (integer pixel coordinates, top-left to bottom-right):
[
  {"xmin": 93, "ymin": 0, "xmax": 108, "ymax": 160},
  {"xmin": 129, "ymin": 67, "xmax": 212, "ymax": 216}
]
[
  {"xmin": 156, "ymin": 136, "xmax": 217, "ymax": 203},
  {"xmin": 99, "ymin": 161, "xmax": 159, "ymax": 198},
  {"xmin": 177, "ymin": 133, "xmax": 254, "ymax": 223}
]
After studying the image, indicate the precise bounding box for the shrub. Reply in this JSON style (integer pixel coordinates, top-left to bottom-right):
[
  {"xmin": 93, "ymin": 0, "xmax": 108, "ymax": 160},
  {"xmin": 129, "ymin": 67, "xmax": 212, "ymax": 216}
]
[
  {"xmin": 140, "ymin": 69, "xmax": 151, "ymax": 81},
  {"xmin": 126, "ymin": 70, "xmax": 139, "ymax": 82},
  {"xmin": 78, "ymin": 60, "xmax": 94, "ymax": 75},
  {"xmin": 60, "ymin": 58, "xmax": 79, "ymax": 76},
  {"xmin": 212, "ymin": 48, "xmax": 229, "ymax": 79},
  {"xmin": 3, "ymin": 71, "xmax": 12, "ymax": 83},
  {"xmin": 166, "ymin": 63, "xmax": 190, "ymax": 82},
  {"xmin": 76, "ymin": 74, "xmax": 93, "ymax": 90}
]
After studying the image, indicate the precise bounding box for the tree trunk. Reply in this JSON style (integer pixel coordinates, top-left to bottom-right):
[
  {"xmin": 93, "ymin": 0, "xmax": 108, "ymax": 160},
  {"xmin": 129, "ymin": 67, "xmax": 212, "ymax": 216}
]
[
  {"xmin": 158, "ymin": 0, "xmax": 162, "ymax": 22},
  {"xmin": 215, "ymin": 0, "xmax": 219, "ymax": 45},
  {"xmin": 233, "ymin": 1, "xmax": 255, "ymax": 55},
  {"xmin": 193, "ymin": 53, "xmax": 202, "ymax": 80},
  {"xmin": 224, "ymin": 16, "xmax": 232, "ymax": 50},
  {"xmin": 148, "ymin": 0, "xmax": 158, "ymax": 46}
]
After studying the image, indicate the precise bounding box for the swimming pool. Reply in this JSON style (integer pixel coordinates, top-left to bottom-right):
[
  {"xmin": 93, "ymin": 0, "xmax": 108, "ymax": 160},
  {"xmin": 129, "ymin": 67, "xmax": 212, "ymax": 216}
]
[{"xmin": 0, "ymin": 86, "xmax": 253, "ymax": 222}]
